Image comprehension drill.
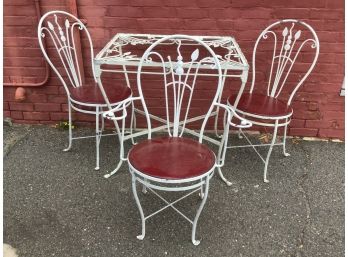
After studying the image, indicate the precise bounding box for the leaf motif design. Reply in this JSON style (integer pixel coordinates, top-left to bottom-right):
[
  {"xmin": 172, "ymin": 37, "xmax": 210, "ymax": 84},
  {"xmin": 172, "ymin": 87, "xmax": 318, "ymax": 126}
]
[
  {"xmin": 65, "ymin": 19, "xmax": 70, "ymax": 28},
  {"xmin": 282, "ymin": 27, "xmax": 288, "ymax": 36},
  {"xmin": 191, "ymin": 49, "xmax": 199, "ymax": 61},
  {"xmin": 294, "ymin": 30, "xmax": 301, "ymax": 39},
  {"xmin": 47, "ymin": 21, "xmax": 54, "ymax": 30}
]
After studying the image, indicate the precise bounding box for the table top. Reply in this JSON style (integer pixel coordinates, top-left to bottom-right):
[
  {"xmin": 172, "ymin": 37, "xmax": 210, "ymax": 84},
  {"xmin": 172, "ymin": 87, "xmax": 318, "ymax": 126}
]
[{"xmin": 94, "ymin": 33, "xmax": 249, "ymax": 71}]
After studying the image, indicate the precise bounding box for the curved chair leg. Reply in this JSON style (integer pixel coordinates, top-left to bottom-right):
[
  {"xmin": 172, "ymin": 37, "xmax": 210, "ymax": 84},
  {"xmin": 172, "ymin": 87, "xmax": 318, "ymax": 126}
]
[
  {"xmin": 131, "ymin": 174, "xmax": 146, "ymax": 240},
  {"xmin": 104, "ymin": 115, "xmax": 126, "ymax": 178},
  {"xmin": 214, "ymin": 105, "xmax": 221, "ymax": 138},
  {"xmin": 282, "ymin": 117, "xmax": 290, "ymax": 157},
  {"xmin": 130, "ymin": 101, "xmax": 137, "ymax": 145},
  {"xmin": 63, "ymin": 101, "xmax": 73, "ymax": 152},
  {"xmin": 142, "ymin": 179, "xmax": 147, "ymax": 194},
  {"xmin": 199, "ymin": 178, "xmax": 205, "ymax": 199},
  {"xmin": 95, "ymin": 107, "xmax": 101, "ymax": 171},
  {"xmin": 192, "ymin": 176, "xmax": 210, "ymax": 246},
  {"xmin": 263, "ymin": 120, "xmax": 279, "ymax": 183},
  {"xmin": 217, "ymin": 167, "xmax": 233, "ymax": 186},
  {"xmin": 237, "ymin": 128, "xmax": 243, "ymax": 139}
]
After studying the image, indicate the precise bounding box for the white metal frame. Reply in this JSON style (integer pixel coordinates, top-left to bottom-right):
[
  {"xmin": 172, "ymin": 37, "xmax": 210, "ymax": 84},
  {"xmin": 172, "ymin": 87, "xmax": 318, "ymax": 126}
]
[
  {"xmin": 94, "ymin": 33, "xmax": 250, "ymax": 179},
  {"xmin": 37, "ymin": 10, "xmax": 133, "ymax": 170},
  {"xmin": 226, "ymin": 19, "xmax": 320, "ymax": 183},
  {"xmin": 103, "ymin": 35, "xmax": 251, "ymax": 245}
]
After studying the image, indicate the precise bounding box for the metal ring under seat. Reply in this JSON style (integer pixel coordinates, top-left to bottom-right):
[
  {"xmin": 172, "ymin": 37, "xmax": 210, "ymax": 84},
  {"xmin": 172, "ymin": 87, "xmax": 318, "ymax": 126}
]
[{"xmin": 128, "ymin": 137, "xmax": 216, "ymax": 180}]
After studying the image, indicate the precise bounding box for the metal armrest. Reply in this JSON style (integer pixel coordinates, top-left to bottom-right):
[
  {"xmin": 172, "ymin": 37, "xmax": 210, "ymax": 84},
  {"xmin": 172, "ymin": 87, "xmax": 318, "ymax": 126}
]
[
  {"xmin": 214, "ymin": 103, "xmax": 252, "ymax": 128},
  {"xmin": 103, "ymin": 96, "xmax": 140, "ymax": 121}
]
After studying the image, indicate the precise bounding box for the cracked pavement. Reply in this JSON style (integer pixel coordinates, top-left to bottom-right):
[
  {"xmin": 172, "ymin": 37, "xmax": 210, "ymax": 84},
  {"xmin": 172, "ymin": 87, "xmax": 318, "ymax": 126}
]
[{"xmin": 3, "ymin": 124, "xmax": 344, "ymax": 257}]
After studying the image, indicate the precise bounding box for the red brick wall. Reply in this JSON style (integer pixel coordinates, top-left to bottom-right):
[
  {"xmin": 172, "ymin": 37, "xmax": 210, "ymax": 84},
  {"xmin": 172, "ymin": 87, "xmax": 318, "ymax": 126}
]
[{"xmin": 3, "ymin": 0, "xmax": 345, "ymax": 139}]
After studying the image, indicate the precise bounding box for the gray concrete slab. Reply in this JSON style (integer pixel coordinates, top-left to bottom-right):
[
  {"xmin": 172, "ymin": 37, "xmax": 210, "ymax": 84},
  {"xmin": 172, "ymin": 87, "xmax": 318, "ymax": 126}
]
[{"xmin": 3, "ymin": 125, "xmax": 344, "ymax": 257}]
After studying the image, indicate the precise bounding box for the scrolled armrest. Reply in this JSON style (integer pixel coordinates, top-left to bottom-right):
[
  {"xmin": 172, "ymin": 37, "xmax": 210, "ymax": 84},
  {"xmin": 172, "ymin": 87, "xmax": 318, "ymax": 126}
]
[
  {"xmin": 102, "ymin": 96, "xmax": 140, "ymax": 121},
  {"xmin": 215, "ymin": 103, "xmax": 252, "ymax": 128}
]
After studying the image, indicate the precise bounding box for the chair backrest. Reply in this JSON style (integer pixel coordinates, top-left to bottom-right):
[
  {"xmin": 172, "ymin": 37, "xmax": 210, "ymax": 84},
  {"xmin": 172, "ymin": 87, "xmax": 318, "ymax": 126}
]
[
  {"xmin": 250, "ymin": 19, "xmax": 320, "ymax": 105},
  {"xmin": 136, "ymin": 35, "xmax": 223, "ymax": 141},
  {"xmin": 37, "ymin": 10, "xmax": 96, "ymax": 95}
]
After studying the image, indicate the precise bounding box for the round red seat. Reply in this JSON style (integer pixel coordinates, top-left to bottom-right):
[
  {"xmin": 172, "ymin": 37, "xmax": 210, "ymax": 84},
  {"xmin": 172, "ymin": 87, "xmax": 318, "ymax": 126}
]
[
  {"xmin": 70, "ymin": 82, "xmax": 132, "ymax": 105},
  {"xmin": 227, "ymin": 93, "xmax": 293, "ymax": 118},
  {"xmin": 128, "ymin": 137, "xmax": 216, "ymax": 180}
]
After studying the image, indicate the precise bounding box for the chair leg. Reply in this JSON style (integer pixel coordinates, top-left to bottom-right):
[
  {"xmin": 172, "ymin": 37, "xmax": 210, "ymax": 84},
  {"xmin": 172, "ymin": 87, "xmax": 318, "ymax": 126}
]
[
  {"xmin": 199, "ymin": 178, "xmax": 205, "ymax": 199},
  {"xmin": 263, "ymin": 120, "xmax": 279, "ymax": 183},
  {"xmin": 217, "ymin": 167, "xmax": 233, "ymax": 186},
  {"xmin": 214, "ymin": 105, "xmax": 220, "ymax": 138},
  {"xmin": 63, "ymin": 101, "xmax": 73, "ymax": 152},
  {"xmin": 142, "ymin": 179, "xmax": 147, "ymax": 194},
  {"xmin": 130, "ymin": 101, "xmax": 137, "ymax": 145},
  {"xmin": 95, "ymin": 107, "xmax": 101, "ymax": 171},
  {"xmin": 132, "ymin": 174, "xmax": 146, "ymax": 240},
  {"xmin": 283, "ymin": 117, "xmax": 290, "ymax": 157},
  {"xmin": 237, "ymin": 128, "xmax": 243, "ymax": 139},
  {"xmin": 192, "ymin": 176, "xmax": 210, "ymax": 246}
]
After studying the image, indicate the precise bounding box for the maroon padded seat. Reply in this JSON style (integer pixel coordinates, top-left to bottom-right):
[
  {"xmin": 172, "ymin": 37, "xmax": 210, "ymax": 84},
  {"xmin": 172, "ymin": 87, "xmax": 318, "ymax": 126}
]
[
  {"xmin": 128, "ymin": 137, "xmax": 216, "ymax": 180},
  {"xmin": 70, "ymin": 82, "xmax": 132, "ymax": 105},
  {"xmin": 227, "ymin": 93, "xmax": 293, "ymax": 118}
]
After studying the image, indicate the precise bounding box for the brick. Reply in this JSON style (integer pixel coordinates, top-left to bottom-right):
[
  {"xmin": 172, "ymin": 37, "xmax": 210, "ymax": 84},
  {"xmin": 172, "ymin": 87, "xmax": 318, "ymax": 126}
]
[
  {"xmin": 10, "ymin": 111, "xmax": 23, "ymax": 120},
  {"xmin": 271, "ymin": 8, "xmax": 310, "ymax": 19},
  {"xmin": 322, "ymin": 111, "xmax": 344, "ymax": 120},
  {"xmin": 23, "ymin": 112, "xmax": 50, "ymax": 120},
  {"xmin": 288, "ymin": 119, "xmax": 305, "ymax": 128},
  {"xmin": 4, "ymin": 102, "xmax": 9, "ymax": 110},
  {"xmin": 50, "ymin": 112, "xmax": 68, "ymax": 121},
  {"xmin": 47, "ymin": 95, "xmax": 68, "ymax": 104},
  {"xmin": 34, "ymin": 103, "xmax": 61, "ymax": 112},
  {"xmin": 292, "ymin": 110, "xmax": 321, "ymax": 120},
  {"xmin": 320, "ymin": 102, "xmax": 344, "ymax": 111},
  {"xmin": 78, "ymin": 6, "xmax": 107, "ymax": 17},
  {"xmin": 177, "ymin": 8, "xmax": 208, "ymax": 19},
  {"xmin": 131, "ymin": 0, "xmax": 164, "ymax": 6},
  {"xmin": 307, "ymin": 102, "xmax": 319, "ymax": 111},
  {"xmin": 9, "ymin": 102, "xmax": 34, "ymax": 111},
  {"xmin": 318, "ymin": 129, "xmax": 344, "ymax": 139},
  {"xmin": 4, "ymin": 111, "xmax": 11, "ymax": 117},
  {"xmin": 325, "ymin": 0, "xmax": 344, "ymax": 9},
  {"xmin": 26, "ymin": 93, "xmax": 48, "ymax": 103},
  {"xmin": 196, "ymin": 0, "xmax": 230, "ymax": 7},
  {"xmin": 108, "ymin": 7, "xmax": 143, "ymax": 17},
  {"xmin": 4, "ymin": 5, "xmax": 36, "ymax": 16},
  {"xmin": 289, "ymin": 128, "xmax": 318, "ymax": 137},
  {"xmin": 14, "ymin": 120, "xmax": 37, "ymax": 125},
  {"xmin": 305, "ymin": 120, "xmax": 336, "ymax": 129}
]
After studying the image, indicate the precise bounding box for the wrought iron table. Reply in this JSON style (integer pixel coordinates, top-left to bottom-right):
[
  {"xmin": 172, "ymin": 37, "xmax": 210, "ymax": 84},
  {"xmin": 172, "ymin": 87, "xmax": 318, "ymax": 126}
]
[{"xmin": 93, "ymin": 33, "xmax": 249, "ymax": 179}]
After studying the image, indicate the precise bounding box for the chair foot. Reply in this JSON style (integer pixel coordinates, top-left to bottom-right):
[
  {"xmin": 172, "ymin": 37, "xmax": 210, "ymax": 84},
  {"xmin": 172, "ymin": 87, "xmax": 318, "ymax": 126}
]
[
  {"xmin": 142, "ymin": 185, "xmax": 147, "ymax": 194},
  {"xmin": 104, "ymin": 159, "xmax": 123, "ymax": 178},
  {"xmin": 63, "ymin": 145, "xmax": 72, "ymax": 152},
  {"xmin": 95, "ymin": 167, "xmax": 100, "ymax": 171},
  {"xmin": 263, "ymin": 178, "xmax": 269, "ymax": 183},
  {"xmin": 217, "ymin": 167, "xmax": 233, "ymax": 186},
  {"xmin": 283, "ymin": 152, "xmax": 291, "ymax": 157},
  {"xmin": 192, "ymin": 239, "xmax": 201, "ymax": 246},
  {"xmin": 137, "ymin": 235, "xmax": 145, "ymax": 240}
]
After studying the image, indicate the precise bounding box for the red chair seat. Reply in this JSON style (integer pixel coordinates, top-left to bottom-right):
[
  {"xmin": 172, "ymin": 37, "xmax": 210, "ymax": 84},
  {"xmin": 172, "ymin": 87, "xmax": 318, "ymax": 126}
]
[
  {"xmin": 70, "ymin": 82, "xmax": 132, "ymax": 105},
  {"xmin": 128, "ymin": 137, "xmax": 216, "ymax": 180},
  {"xmin": 227, "ymin": 93, "xmax": 292, "ymax": 118}
]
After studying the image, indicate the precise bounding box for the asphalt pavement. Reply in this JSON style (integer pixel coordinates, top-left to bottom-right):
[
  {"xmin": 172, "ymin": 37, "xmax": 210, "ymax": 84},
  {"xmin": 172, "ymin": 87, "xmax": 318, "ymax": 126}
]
[{"xmin": 3, "ymin": 124, "xmax": 344, "ymax": 257}]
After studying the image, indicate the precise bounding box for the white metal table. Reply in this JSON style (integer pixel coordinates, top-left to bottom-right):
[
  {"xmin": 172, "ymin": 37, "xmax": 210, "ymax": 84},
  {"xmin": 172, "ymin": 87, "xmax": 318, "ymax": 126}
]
[{"xmin": 93, "ymin": 33, "xmax": 249, "ymax": 178}]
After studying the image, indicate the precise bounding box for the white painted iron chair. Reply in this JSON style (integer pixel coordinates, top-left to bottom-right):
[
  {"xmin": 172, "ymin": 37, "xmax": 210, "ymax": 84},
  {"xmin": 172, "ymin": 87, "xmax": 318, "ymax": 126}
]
[
  {"xmin": 104, "ymin": 35, "xmax": 251, "ymax": 245},
  {"xmin": 37, "ymin": 11, "xmax": 133, "ymax": 170},
  {"xmin": 224, "ymin": 19, "xmax": 320, "ymax": 183}
]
